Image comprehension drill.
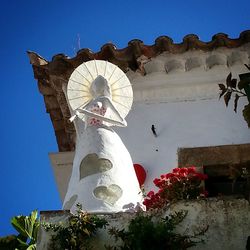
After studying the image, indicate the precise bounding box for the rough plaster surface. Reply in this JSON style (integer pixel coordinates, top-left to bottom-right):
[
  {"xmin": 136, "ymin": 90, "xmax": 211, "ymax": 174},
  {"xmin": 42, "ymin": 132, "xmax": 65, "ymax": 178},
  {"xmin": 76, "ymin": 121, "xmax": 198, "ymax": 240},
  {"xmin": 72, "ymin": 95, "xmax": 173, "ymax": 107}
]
[
  {"xmin": 50, "ymin": 98, "xmax": 250, "ymax": 200},
  {"xmin": 63, "ymin": 124, "xmax": 142, "ymax": 213},
  {"xmin": 169, "ymin": 199, "xmax": 250, "ymax": 250},
  {"xmin": 29, "ymin": 43, "xmax": 250, "ymax": 152},
  {"xmin": 37, "ymin": 211, "xmax": 71, "ymax": 250},
  {"xmin": 35, "ymin": 41, "xmax": 250, "ymax": 250},
  {"xmin": 80, "ymin": 153, "xmax": 113, "ymax": 179},
  {"xmin": 37, "ymin": 199, "xmax": 250, "ymax": 250},
  {"xmin": 50, "ymin": 48, "xmax": 250, "ymax": 200},
  {"xmin": 115, "ymin": 98, "xmax": 250, "ymax": 192},
  {"xmin": 178, "ymin": 143, "xmax": 250, "ymax": 166}
]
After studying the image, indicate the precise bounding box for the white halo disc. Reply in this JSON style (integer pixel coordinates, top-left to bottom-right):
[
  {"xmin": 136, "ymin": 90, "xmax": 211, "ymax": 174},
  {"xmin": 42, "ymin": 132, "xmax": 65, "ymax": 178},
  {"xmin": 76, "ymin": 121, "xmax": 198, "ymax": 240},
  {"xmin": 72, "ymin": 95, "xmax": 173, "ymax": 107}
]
[{"xmin": 67, "ymin": 60, "xmax": 133, "ymax": 119}]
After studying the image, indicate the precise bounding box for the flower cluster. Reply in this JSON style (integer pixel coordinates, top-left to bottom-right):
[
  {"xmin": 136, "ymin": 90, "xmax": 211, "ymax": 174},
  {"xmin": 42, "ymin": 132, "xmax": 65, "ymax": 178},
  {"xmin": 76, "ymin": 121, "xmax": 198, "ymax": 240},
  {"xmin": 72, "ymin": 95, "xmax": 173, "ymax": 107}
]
[{"xmin": 143, "ymin": 167, "xmax": 208, "ymax": 210}]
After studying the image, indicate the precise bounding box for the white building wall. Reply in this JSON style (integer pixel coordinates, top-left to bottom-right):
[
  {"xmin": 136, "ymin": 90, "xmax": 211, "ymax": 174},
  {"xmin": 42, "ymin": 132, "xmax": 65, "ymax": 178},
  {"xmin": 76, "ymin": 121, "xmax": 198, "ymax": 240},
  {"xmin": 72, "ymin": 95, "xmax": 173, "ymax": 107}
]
[
  {"xmin": 113, "ymin": 45, "xmax": 250, "ymax": 191},
  {"xmin": 50, "ymin": 44, "xmax": 250, "ymax": 199},
  {"xmin": 42, "ymin": 41, "xmax": 250, "ymax": 250},
  {"xmin": 116, "ymin": 98, "xmax": 250, "ymax": 191}
]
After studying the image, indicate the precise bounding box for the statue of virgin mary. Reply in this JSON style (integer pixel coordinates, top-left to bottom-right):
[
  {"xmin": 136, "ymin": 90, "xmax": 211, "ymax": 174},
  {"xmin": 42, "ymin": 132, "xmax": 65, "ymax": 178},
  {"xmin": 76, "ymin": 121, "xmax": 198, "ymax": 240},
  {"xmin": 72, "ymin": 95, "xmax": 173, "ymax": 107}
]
[{"xmin": 63, "ymin": 60, "xmax": 143, "ymax": 212}]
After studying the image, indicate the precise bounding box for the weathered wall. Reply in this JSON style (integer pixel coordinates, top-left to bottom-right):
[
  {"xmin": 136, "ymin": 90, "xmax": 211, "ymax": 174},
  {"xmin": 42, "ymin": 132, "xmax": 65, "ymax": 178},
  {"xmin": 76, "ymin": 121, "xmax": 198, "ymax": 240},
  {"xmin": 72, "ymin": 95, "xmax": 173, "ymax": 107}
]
[
  {"xmin": 50, "ymin": 45, "xmax": 250, "ymax": 200},
  {"xmin": 115, "ymin": 46, "xmax": 250, "ymax": 191},
  {"xmin": 116, "ymin": 99, "xmax": 250, "ymax": 192},
  {"xmin": 171, "ymin": 199, "xmax": 250, "ymax": 250},
  {"xmin": 50, "ymin": 98, "xmax": 250, "ymax": 200},
  {"xmin": 37, "ymin": 199, "xmax": 250, "ymax": 250}
]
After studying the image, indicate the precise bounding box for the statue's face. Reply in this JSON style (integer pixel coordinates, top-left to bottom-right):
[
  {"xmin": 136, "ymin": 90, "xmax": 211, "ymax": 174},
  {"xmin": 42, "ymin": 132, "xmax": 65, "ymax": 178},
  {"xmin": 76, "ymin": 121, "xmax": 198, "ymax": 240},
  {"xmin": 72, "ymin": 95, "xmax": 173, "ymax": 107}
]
[{"xmin": 91, "ymin": 75, "xmax": 109, "ymax": 97}]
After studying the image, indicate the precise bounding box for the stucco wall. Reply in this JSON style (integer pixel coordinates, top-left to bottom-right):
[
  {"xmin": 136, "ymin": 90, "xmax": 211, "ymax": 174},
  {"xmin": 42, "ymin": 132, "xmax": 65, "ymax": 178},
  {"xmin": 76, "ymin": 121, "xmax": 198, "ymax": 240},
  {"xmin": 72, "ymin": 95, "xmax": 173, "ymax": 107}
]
[
  {"xmin": 50, "ymin": 45, "xmax": 250, "ymax": 200},
  {"xmin": 170, "ymin": 199, "xmax": 250, "ymax": 250},
  {"xmin": 37, "ymin": 199, "xmax": 250, "ymax": 250},
  {"xmin": 43, "ymin": 47, "xmax": 250, "ymax": 249},
  {"xmin": 116, "ymin": 98, "xmax": 250, "ymax": 191}
]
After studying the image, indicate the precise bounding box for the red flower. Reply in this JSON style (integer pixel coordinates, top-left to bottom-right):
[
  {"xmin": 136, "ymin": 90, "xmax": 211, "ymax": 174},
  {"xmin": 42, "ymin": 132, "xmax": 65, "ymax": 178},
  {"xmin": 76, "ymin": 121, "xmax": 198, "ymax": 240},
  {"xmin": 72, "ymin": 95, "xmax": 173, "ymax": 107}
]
[
  {"xmin": 153, "ymin": 178, "xmax": 160, "ymax": 185},
  {"xmin": 173, "ymin": 168, "xmax": 181, "ymax": 173},
  {"xmin": 187, "ymin": 166, "xmax": 196, "ymax": 173},
  {"xmin": 143, "ymin": 166, "xmax": 208, "ymax": 210},
  {"xmin": 147, "ymin": 191, "xmax": 155, "ymax": 198},
  {"xmin": 143, "ymin": 199, "xmax": 150, "ymax": 206},
  {"xmin": 165, "ymin": 173, "xmax": 175, "ymax": 178},
  {"xmin": 179, "ymin": 172, "xmax": 187, "ymax": 178},
  {"xmin": 179, "ymin": 168, "xmax": 188, "ymax": 174}
]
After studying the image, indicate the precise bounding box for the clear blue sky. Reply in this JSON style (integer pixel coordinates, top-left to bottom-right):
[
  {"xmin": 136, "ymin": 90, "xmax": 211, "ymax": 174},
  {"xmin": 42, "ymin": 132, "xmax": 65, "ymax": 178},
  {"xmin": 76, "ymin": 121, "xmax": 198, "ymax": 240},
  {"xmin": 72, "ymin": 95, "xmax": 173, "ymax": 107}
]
[{"xmin": 0, "ymin": 0, "xmax": 249, "ymax": 236}]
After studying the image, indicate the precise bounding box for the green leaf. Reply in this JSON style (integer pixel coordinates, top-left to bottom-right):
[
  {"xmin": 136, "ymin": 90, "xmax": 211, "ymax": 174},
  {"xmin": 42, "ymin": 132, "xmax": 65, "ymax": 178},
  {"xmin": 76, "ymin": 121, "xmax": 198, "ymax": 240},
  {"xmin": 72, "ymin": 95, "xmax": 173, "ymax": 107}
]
[
  {"xmin": 11, "ymin": 210, "xmax": 38, "ymax": 240},
  {"xmin": 219, "ymin": 90, "xmax": 226, "ymax": 99},
  {"xmin": 16, "ymin": 234, "xmax": 28, "ymax": 245},
  {"xmin": 226, "ymin": 72, "xmax": 232, "ymax": 87},
  {"xmin": 26, "ymin": 244, "xmax": 36, "ymax": 250},
  {"xmin": 82, "ymin": 228, "xmax": 91, "ymax": 236},
  {"xmin": 17, "ymin": 237, "xmax": 29, "ymax": 247},
  {"xmin": 231, "ymin": 79, "xmax": 237, "ymax": 88},
  {"xmin": 0, "ymin": 235, "xmax": 19, "ymax": 250},
  {"xmin": 30, "ymin": 211, "xmax": 38, "ymax": 225},
  {"xmin": 234, "ymin": 94, "xmax": 240, "ymax": 113},
  {"xmin": 218, "ymin": 83, "xmax": 226, "ymax": 91},
  {"xmin": 238, "ymin": 79, "xmax": 249, "ymax": 90},
  {"xmin": 11, "ymin": 216, "xmax": 31, "ymax": 238},
  {"xmin": 243, "ymin": 103, "xmax": 250, "ymax": 128},
  {"xmin": 224, "ymin": 91, "xmax": 232, "ymax": 106},
  {"xmin": 218, "ymin": 84, "xmax": 227, "ymax": 99},
  {"xmin": 31, "ymin": 222, "xmax": 39, "ymax": 242}
]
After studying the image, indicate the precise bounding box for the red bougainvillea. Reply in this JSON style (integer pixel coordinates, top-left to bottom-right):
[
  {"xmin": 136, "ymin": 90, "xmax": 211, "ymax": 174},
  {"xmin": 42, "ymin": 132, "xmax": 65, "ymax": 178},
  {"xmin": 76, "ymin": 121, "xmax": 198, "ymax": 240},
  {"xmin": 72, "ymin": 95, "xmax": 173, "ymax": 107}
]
[{"xmin": 143, "ymin": 167, "xmax": 208, "ymax": 210}]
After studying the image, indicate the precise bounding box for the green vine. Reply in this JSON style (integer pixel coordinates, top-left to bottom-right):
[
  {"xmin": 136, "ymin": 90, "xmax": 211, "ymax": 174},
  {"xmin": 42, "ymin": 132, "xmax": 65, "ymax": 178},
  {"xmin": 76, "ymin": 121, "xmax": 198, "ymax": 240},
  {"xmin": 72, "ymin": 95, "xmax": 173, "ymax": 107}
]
[
  {"xmin": 106, "ymin": 210, "xmax": 207, "ymax": 250},
  {"xmin": 43, "ymin": 203, "xmax": 108, "ymax": 250}
]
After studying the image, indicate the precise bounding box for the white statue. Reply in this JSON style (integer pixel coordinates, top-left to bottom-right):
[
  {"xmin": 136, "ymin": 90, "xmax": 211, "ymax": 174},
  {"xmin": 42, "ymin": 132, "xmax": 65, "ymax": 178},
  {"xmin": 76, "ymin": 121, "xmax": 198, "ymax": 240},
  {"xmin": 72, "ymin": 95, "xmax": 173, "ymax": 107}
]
[{"xmin": 63, "ymin": 60, "xmax": 142, "ymax": 212}]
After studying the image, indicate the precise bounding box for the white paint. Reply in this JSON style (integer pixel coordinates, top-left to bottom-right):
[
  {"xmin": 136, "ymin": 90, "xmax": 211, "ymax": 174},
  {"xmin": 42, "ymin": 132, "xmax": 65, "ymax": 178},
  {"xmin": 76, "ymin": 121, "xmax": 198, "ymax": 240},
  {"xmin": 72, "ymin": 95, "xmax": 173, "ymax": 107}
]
[
  {"xmin": 64, "ymin": 64, "xmax": 142, "ymax": 213},
  {"xmin": 116, "ymin": 98, "xmax": 250, "ymax": 191},
  {"xmin": 112, "ymin": 45, "xmax": 250, "ymax": 191},
  {"xmin": 50, "ymin": 96, "xmax": 250, "ymax": 200},
  {"xmin": 50, "ymin": 44, "xmax": 250, "ymax": 200},
  {"xmin": 127, "ymin": 44, "xmax": 250, "ymax": 103},
  {"xmin": 63, "ymin": 123, "xmax": 142, "ymax": 212}
]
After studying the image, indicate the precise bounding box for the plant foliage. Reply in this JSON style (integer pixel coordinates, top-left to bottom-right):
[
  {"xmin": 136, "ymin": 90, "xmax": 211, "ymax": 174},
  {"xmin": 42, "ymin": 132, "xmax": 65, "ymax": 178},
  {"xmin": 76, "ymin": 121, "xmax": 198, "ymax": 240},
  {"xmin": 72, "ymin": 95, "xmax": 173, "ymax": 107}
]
[
  {"xmin": 143, "ymin": 167, "xmax": 208, "ymax": 210},
  {"xmin": 218, "ymin": 65, "xmax": 250, "ymax": 127},
  {"xmin": 40, "ymin": 167, "xmax": 209, "ymax": 249},
  {"xmin": 105, "ymin": 166, "xmax": 208, "ymax": 250},
  {"xmin": 107, "ymin": 210, "xmax": 207, "ymax": 250},
  {"xmin": 43, "ymin": 203, "xmax": 108, "ymax": 250},
  {"xmin": 0, "ymin": 235, "xmax": 19, "ymax": 250},
  {"xmin": 0, "ymin": 210, "xmax": 39, "ymax": 250}
]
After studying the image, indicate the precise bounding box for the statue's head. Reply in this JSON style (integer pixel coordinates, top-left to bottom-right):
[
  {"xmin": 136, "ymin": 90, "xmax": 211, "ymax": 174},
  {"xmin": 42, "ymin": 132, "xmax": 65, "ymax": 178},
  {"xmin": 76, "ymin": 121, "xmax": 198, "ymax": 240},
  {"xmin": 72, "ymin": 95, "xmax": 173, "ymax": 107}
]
[{"xmin": 90, "ymin": 75, "xmax": 111, "ymax": 98}]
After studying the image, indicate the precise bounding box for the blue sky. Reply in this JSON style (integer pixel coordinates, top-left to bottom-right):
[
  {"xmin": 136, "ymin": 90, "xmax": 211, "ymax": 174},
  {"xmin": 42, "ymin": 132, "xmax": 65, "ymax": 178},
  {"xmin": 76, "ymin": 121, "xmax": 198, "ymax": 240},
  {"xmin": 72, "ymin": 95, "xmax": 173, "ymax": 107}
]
[{"xmin": 0, "ymin": 0, "xmax": 249, "ymax": 236}]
